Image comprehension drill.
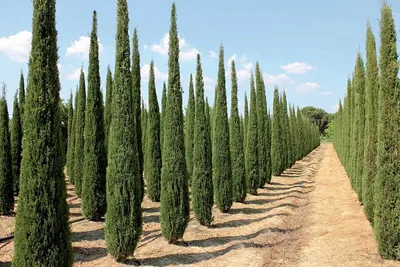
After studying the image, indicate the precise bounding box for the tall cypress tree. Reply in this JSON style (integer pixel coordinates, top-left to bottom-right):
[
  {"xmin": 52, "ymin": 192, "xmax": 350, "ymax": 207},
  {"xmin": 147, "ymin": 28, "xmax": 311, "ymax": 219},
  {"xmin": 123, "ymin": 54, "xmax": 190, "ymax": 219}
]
[
  {"xmin": 13, "ymin": 0, "xmax": 72, "ymax": 264},
  {"xmin": 11, "ymin": 93, "xmax": 22, "ymax": 195},
  {"xmin": 74, "ymin": 69, "xmax": 86, "ymax": 197},
  {"xmin": 145, "ymin": 61, "xmax": 162, "ymax": 202},
  {"xmin": 161, "ymin": 81, "xmax": 167, "ymax": 150},
  {"xmin": 66, "ymin": 92, "xmax": 73, "ymax": 178},
  {"xmin": 160, "ymin": 2, "xmax": 189, "ymax": 243},
  {"xmin": 104, "ymin": 65, "xmax": 113, "ymax": 151},
  {"xmin": 205, "ymin": 97, "xmax": 212, "ymax": 170},
  {"xmin": 106, "ymin": 0, "xmax": 142, "ymax": 261},
  {"xmin": 192, "ymin": 54, "xmax": 213, "ymax": 225},
  {"xmin": 0, "ymin": 89, "xmax": 13, "ymax": 214},
  {"xmin": 185, "ymin": 74, "xmax": 195, "ymax": 181},
  {"xmin": 230, "ymin": 60, "xmax": 246, "ymax": 202},
  {"xmin": 132, "ymin": 27, "xmax": 143, "ymax": 202},
  {"xmin": 246, "ymin": 73, "xmax": 258, "ymax": 195},
  {"xmin": 255, "ymin": 62, "xmax": 268, "ymax": 188},
  {"xmin": 82, "ymin": 11, "xmax": 107, "ymax": 221},
  {"xmin": 244, "ymin": 93, "xmax": 249, "ymax": 151},
  {"xmin": 363, "ymin": 21, "xmax": 379, "ymax": 223},
  {"xmin": 141, "ymin": 100, "xmax": 147, "ymax": 163},
  {"xmin": 271, "ymin": 87, "xmax": 281, "ymax": 175},
  {"xmin": 281, "ymin": 92, "xmax": 290, "ymax": 170},
  {"xmin": 68, "ymin": 90, "xmax": 78, "ymax": 184},
  {"xmin": 19, "ymin": 71, "xmax": 25, "ymax": 127},
  {"xmin": 212, "ymin": 44, "xmax": 232, "ymax": 212},
  {"xmin": 374, "ymin": 2, "xmax": 400, "ymax": 260}
]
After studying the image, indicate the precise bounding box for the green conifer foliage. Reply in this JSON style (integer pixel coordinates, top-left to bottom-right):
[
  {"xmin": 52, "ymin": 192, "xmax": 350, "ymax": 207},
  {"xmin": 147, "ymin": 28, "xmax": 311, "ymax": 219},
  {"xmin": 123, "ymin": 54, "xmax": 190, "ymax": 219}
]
[
  {"xmin": 105, "ymin": 0, "xmax": 142, "ymax": 261},
  {"xmin": 212, "ymin": 44, "xmax": 232, "ymax": 212},
  {"xmin": 66, "ymin": 92, "xmax": 73, "ymax": 177},
  {"xmin": 145, "ymin": 61, "xmax": 162, "ymax": 202},
  {"xmin": 13, "ymin": 0, "xmax": 72, "ymax": 264},
  {"xmin": 230, "ymin": 60, "xmax": 246, "ymax": 202},
  {"xmin": 161, "ymin": 81, "xmax": 167, "ymax": 150},
  {"xmin": 160, "ymin": 3, "xmax": 190, "ymax": 242},
  {"xmin": 73, "ymin": 69, "xmax": 86, "ymax": 197},
  {"xmin": 374, "ymin": 2, "xmax": 400, "ymax": 260},
  {"xmin": 362, "ymin": 22, "xmax": 379, "ymax": 223},
  {"xmin": 271, "ymin": 87, "xmax": 282, "ymax": 175},
  {"xmin": 82, "ymin": 11, "xmax": 107, "ymax": 221},
  {"xmin": 0, "ymin": 90, "xmax": 13, "ymax": 214},
  {"xmin": 185, "ymin": 74, "xmax": 195, "ymax": 181},
  {"xmin": 11, "ymin": 93, "xmax": 22, "ymax": 195},
  {"xmin": 205, "ymin": 97, "xmax": 212, "ymax": 170},
  {"xmin": 132, "ymin": 28, "xmax": 143, "ymax": 202},
  {"xmin": 244, "ymin": 93, "xmax": 249, "ymax": 150},
  {"xmin": 68, "ymin": 90, "xmax": 78, "ymax": 184},
  {"xmin": 281, "ymin": 92, "xmax": 290, "ymax": 170},
  {"xmin": 141, "ymin": 99, "xmax": 147, "ymax": 162},
  {"xmin": 19, "ymin": 71, "xmax": 25, "ymax": 127},
  {"xmin": 104, "ymin": 66, "xmax": 113, "ymax": 151},
  {"xmin": 192, "ymin": 54, "xmax": 213, "ymax": 225},
  {"xmin": 246, "ymin": 73, "xmax": 259, "ymax": 195}
]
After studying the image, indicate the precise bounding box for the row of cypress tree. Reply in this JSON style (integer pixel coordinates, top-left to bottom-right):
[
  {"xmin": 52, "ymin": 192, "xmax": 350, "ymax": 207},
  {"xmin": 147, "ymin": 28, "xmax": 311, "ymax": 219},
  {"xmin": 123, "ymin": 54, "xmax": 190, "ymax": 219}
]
[
  {"xmin": 2, "ymin": 0, "xmax": 321, "ymax": 264},
  {"xmin": 333, "ymin": 2, "xmax": 400, "ymax": 260}
]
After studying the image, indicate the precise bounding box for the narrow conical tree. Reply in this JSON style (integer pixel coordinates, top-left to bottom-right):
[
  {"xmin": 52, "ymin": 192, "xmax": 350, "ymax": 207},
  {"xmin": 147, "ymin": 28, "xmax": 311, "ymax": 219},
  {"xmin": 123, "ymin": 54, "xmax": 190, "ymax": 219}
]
[
  {"xmin": 246, "ymin": 73, "xmax": 258, "ymax": 195},
  {"xmin": 68, "ymin": 90, "xmax": 78, "ymax": 184},
  {"xmin": 160, "ymin": 3, "xmax": 190, "ymax": 242},
  {"xmin": 104, "ymin": 65, "xmax": 113, "ymax": 151},
  {"xmin": 141, "ymin": 99, "xmax": 147, "ymax": 161},
  {"xmin": 11, "ymin": 93, "xmax": 22, "ymax": 195},
  {"xmin": 281, "ymin": 91, "xmax": 290, "ymax": 170},
  {"xmin": 74, "ymin": 69, "xmax": 86, "ymax": 197},
  {"xmin": 192, "ymin": 54, "xmax": 213, "ymax": 225},
  {"xmin": 106, "ymin": 0, "xmax": 142, "ymax": 261},
  {"xmin": 0, "ymin": 89, "xmax": 13, "ymax": 214},
  {"xmin": 230, "ymin": 60, "xmax": 246, "ymax": 202},
  {"xmin": 244, "ymin": 93, "xmax": 249, "ymax": 150},
  {"xmin": 205, "ymin": 97, "xmax": 212, "ymax": 169},
  {"xmin": 66, "ymin": 92, "xmax": 73, "ymax": 178},
  {"xmin": 82, "ymin": 11, "xmax": 107, "ymax": 221},
  {"xmin": 161, "ymin": 81, "xmax": 167, "ymax": 150},
  {"xmin": 374, "ymin": 2, "xmax": 400, "ymax": 260},
  {"xmin": 271, "ymin": 87, "xmax": 282, "ymax": 175},
  {"xmin": 185, "ymin": 74, "xmax": 195, "ymax": 181},
  {"xmin": 363, "ymin": 21, "xmax": 379, "ymax": 223},
  {"xmin": 212, "ymin": 44, "xmax": 232, "ymax": 212},
  {"xmin": 145, "ymin": 61, "xmax": 162, "ymax": 202},
  {"xmin": 132, "ymin": 27, "xmax": 143, "ymax": 202},
  {"xmin": 265, "ymin": 107, "xmax": 272, "ymax": 183},
  {"xmin": 13, "ymin": 0, "xmax": 72, "ymax": 264},
  {"xmin": 255, "ymin": 62, "xmax": 268, "ymax": 188},
  {"xmin": 19, "ymin": 71, "xmax": 25, "ymax": 127}
]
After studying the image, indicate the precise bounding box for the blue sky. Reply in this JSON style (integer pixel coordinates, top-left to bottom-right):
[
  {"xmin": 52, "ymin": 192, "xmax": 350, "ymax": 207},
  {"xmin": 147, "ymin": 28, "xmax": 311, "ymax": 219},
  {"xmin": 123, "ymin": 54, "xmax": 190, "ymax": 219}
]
[{"xmin": 1, "ymin": 0, "xmax": 400, "ymax": 116}]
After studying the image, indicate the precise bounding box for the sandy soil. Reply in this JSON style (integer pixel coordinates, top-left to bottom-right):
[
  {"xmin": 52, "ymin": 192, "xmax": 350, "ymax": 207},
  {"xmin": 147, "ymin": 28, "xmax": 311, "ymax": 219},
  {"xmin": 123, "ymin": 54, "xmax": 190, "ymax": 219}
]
[{"xmin": 1, "ymin": 144, "xmax": 399, "ymax": 266}]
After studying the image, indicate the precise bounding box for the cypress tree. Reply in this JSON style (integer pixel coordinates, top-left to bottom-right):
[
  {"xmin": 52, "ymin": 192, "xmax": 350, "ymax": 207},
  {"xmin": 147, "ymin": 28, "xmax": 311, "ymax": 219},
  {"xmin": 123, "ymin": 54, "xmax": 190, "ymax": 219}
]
[
  {"xmin": 11, "ymin": 93, "xmax": 22, "ymax": 195},
  {"xmin": 19, "ymin": 71, "xmax": 25, "ymax": 127},
  {"xmin": 132, "ymin": 27, "xmax": 143, "ymax": 202},
  {"xmin": 255, "ymin": 62, "xmax": 268, "ymax": 188},
  {"xmin": 13, "ymin": 0, "xmax": 72, "ymax": 264},
  {"xmin": 68, "ymin": 90, "xmax": 78, "ymax": 184},
  {"xmin": 205, "ymin": 97, "xmax": 212, "ymax": 169},
  {"xmin": 185, "ymin": 74, "xmax": 195, "ymax": 181},
  {"xmin": 161, "ymin": 81, "xmax": 167, "ymax": 150},
  {"xmin": 246, "ymin": 73, "xmax": 258, "ymax": 195},
  {"xmin": 192, "ymin": 54, "xmax": 213, "ymax": 225},
  {"xmin": 160, "ymin": 2, "xmax": 190, "ymax": 242},
  {"xmin": 104, "ymin": 65, "xmax": 113, "ymax": 151},
  {"xmin": 141, "ymin": 100, "xmax": 147, "ymax": 161},
  {"xmin": 363, "ymin": 21, "xmax": 379, "ymax": 223},
  {"xmin": 281, "ymin": 92, "xmax": 290, "ymax": 170},
  {"xmin": 106, "ymin": 0, "xmax": 142, "ymax": 261},
  {"xmin": 271, "ymin": 87, "xmax": 281, "ymax": 175},
  {"xmin": 374, "ymin": 2, "xmax": 400, "ymax": 259},
  {"xmin": 230, "ymin": 60, "xmax": 246, "ymax": 202},
  {"xmin": 244, "ymin": 93, "xmax": 249, "ymax": 150},
  {"xmin": 145, "ymin": 61, "xmax": 162, "ymax": 202},
  {"xmin": 265, "ymin": 101, "xmax": 272, "ymax": 184},
  {"xmin": 74, "ymin": 69, "xmax": 86, "ymax": 197},
  {"xmin": 66, "ymin": 92, "xmax": 73, "ymax": 178},
  {"xmin": 345, "ymin": 78, "xmax": 353, "ymax": 171},
  {"xmin": 82, "ymin": 11, "xmax": 107, "ymax": 221},
  {"xmin": 0, "ymin": 89, "xmax": 13, "ymax": 214},
  {"xmin": 212, "ymin": 44, "xmax": 232, "ymax": 212}
]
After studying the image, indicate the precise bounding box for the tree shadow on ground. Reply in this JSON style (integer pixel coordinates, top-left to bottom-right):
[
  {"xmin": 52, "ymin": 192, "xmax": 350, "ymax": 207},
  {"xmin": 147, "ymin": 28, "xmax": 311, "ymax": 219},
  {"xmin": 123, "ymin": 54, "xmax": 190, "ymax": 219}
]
[
  {"xmin": 269, "ymin": 181, "xmax": 315, "ymax": 186},
  {"xmin": 230, "ymin": 202, "xmax": 303, "ymax": 215},
  {"xmin": 246, "ymin": 195, "xmax": 303, "ymax": 206},
  {"xmin": 72, "ymin": 228, "xmax": 105, "ymax": 242},
  {"xmin": 70, "ymin": 212, "xmax": 82, "ymax": 217},
  {"xmin": 265, "ymin": 185, "xmax": 314, "ymax": 191},
  {"xmin": 1, "ymin": 262, "xmax": 11, "ymax": 267},
  {"xmin": 144, "ymin": 206, "xmax": 160, "ymax": 214},
  {"xmin": 259, "ymin": 189, "xmax": 314, "ymax": 198},
  {"xmin": 143, "ymin": 215, "xmax": 160, "ymax": 223},
  {"xmin": 213, "ymin": 213, "xmax": 289, "ymax": 228},
  {"xmin": 73, "ymin": 246, "xmax": 108, "ymax": 262},
  {"xmin": 68, "ymin": 203, "xmax": 80, "ymax": 209}
]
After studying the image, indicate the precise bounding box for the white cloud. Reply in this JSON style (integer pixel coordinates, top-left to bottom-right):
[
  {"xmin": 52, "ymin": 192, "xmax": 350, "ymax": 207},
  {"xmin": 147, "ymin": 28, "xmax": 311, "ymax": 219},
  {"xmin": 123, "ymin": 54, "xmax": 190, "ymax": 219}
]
[
  {"xmin": 263, "ymin": 73, "xmax": 292, "ymax": 86},
  {"xmin": 66, "ymin": 36, "xmax": 104, "ymax": 60},
  {"xmin": 140, "ymin": 64, "xmax": 168, "ymax": 82},
  {"xmin": 0, "ymin": 30, "xmax": 32, "ymax": 63},
  {"xmin": 332, "ymin": 104, "xmax": 339, "ymax": 112},
  {"xmin": 209, "ymin": 50, "xmax": 217, "ymax": 58},
  {"xmin": 296, "ymin": 82, "xmax": 320, "ymax": 93},
  {"xmin": 281, "ymin": 62, "xmax": 315, "ymax": 74},
  {"xmin": 320, "ymin": 91, "xmax": 332, "ymax": 95},
  {"xmin": 143, "ymin": 44, "xmax": 149, "ymax": 51},
  {"xmin": 237, "ymin": 62, "xmax": 253, "ymax": 82},
  {"xmin": 228, "ymin": 54, "xmax": 237, "ymax": 66},
  {"xmin": 147, "ymin": 33, "xmax": 199, "ymax": 62},
  {"xmin": 66, "ymin": 68, "xmax": 86, "ymax": 81},
  {"xmin": 204, "ymin": 76, "xmax": 216, "ymax": 90}
]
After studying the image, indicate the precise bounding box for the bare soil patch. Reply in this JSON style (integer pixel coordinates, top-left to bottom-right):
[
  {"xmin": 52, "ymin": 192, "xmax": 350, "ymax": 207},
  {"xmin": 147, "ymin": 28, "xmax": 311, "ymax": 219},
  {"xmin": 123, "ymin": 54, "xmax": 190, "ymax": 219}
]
[{"xmin": 1, "ymin": 144, "xmax": 399, "ymax": 266}]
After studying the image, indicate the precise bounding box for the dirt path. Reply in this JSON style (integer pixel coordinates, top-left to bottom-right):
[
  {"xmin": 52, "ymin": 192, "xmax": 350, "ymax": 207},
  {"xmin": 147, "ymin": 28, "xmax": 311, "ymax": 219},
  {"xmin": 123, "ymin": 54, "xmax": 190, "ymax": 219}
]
[{"xmin": 1, "ymin": 144, "xmax": 400, "ymax": 266}]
